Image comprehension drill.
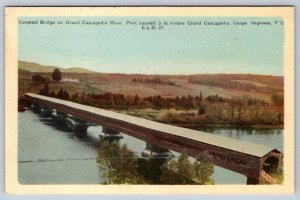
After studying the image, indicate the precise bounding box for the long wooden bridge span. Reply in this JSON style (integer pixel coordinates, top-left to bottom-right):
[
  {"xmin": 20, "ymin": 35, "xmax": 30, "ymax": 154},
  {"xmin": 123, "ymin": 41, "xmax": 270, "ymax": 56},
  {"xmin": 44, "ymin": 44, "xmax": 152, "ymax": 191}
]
[{"xmin": 23, "ymin": 93, "xmax": 283, "ymax": 184}]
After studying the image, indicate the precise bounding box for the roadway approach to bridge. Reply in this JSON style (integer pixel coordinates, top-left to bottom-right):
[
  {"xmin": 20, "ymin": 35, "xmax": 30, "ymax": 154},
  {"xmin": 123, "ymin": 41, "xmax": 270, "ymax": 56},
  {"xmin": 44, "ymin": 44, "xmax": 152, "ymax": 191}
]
[{"xmin": 23, "ymin": 93, "xmax": 283, "ymax": 184}]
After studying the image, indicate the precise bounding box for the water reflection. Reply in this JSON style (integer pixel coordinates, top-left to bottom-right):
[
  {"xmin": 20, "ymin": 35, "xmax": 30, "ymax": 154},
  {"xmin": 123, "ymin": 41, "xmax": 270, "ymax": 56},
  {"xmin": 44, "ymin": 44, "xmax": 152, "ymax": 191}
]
[{"xmin": 38, "ymin": 118, "xmax": 54, "ymax": 126}]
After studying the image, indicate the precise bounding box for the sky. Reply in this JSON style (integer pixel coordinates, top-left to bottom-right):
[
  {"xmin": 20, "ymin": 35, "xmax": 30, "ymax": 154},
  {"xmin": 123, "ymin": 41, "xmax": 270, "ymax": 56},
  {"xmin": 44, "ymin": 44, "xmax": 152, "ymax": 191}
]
[{"xmin": 18, "ymin": 16, "xmax": 284, "ymax": 75}]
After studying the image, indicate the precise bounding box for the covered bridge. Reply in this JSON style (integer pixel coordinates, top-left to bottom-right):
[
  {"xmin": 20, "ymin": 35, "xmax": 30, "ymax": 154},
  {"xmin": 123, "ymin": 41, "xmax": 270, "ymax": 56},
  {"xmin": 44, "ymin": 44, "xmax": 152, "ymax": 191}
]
[{"xmin": 24, "ymin": 93, "xmax": 283, "ymax": 184}]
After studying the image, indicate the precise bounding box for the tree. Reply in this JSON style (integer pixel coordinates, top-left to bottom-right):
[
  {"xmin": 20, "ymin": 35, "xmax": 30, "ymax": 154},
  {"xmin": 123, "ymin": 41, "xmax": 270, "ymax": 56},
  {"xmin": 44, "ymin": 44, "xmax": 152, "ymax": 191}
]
[
  {"xmin": 137, "ymin": 158, "xmax": 166, "ymax": 184},
  {"xmin": 160, "ymin": 153, "xmax": 194, "ymax": 184},
  {"xmin": 176, "ymin": 153, "xmax": 194, "ymax": 183},
  {"xmin": 112, "ymin": 144, "xmax": 144, "ymax": 184},
  {"xmin": 43, "ymin": 83, "xmax": 49, "ymax": 96},
  {"xmin": 38, "ymin": 83, "xmax": 50, "ymax": 96},
  {"xmin": 63, "ymin": 89, "xmax": 70, "ymax": 100},
  {"xmin": 134, "ymin": 94, "xmax": 139, "ymax": 106},
  {"xmin": 97, "ymin": 141, "xmax": 118, "ymax": 184},
  {"xmin": 271, "ymin": 93, "xmax": 284, "ymax": 106},
  {"xmin": 39, "ymin": 88, "xmax": 44, "ymax": 95},
  {"xmin": 199, "ymin": 91, "xmax": 203, "ymax": 102},
  {"xmin": 160, "ymin": 153, "xmax": 214, "ymax": 185},
  {"xmin": 97, "ymin": 141, "xmax": 144, "ymax": 184},
  {"xmin": 71, "ymin": 92, "xmax": 80, "ymax": 102},
  {"xmin": 48, "ymin": 91, "xmax": 56, "ymax": 97},
  {"xmin": 193, "ymin": 153, "xmax": 214, "ymax": 184},
  {"xmin": 52, "ymin": 68, "xmax": 62, "ymax": 82},
  {"xmin": 32, "ymin": 74, "xmax": 46, "ymax": 82},
  {"xmin": 57, "ymin": 88, "xmax": 64, "ymax": 99},
  {"xmin": 105, "ymin": 93, "xmax": 115, "ymax": 107},
  {"xmin": 198, "ymin": 103, "xmax": 206, "ymax": 115}
]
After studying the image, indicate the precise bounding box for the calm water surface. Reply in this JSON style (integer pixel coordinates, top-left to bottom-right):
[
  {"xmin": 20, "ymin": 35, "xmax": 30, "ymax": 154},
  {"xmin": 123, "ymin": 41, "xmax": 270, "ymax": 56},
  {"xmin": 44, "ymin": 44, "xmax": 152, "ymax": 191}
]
[{"xmin": 18, "ymin": 110, "xmax": 283, "ymax": 184}]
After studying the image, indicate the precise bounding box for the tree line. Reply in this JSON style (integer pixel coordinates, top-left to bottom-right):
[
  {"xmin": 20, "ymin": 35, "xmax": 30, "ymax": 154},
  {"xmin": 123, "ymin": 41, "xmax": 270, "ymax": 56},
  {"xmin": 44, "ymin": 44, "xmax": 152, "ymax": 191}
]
[
  {"xmin": 157, "ymin": 100, "xmax": 283, "ymax": 127},
  {"xmin": 38, "ymin": 83, "xmax": 284, "ymax": 127},
  {"xmin": 39, "ymin": 83, "xmax": 70, "ymax": 100},
  {"xmin": 69, "ymin": 90, "xmax": 270, "ymax": 109},
  {"xmin": 132, "ymin": 76, "xmax": 176, "ymax": 86}
]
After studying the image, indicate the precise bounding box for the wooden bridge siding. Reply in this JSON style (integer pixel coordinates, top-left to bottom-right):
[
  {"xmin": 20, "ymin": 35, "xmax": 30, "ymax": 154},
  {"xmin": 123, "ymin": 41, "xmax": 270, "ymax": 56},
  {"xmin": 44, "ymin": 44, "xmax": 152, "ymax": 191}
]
[
  {"xmin": 27, "ymin": 96, "xmax": 261, "ymax": 179},
  {"xmin": 155, "ymin": 135, "xmax": 261, "ymax": 179},
  {"xmin": 260, "ymin": 154, "xmax": 269, "ymax": 173}
]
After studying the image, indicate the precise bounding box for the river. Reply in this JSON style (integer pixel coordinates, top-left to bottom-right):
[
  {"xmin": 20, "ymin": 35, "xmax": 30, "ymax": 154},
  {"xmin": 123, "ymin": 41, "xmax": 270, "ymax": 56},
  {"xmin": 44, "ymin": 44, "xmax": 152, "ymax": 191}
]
[{"xmin": 18, "ymin": 110, "xmax": 283, "ymax": 184}]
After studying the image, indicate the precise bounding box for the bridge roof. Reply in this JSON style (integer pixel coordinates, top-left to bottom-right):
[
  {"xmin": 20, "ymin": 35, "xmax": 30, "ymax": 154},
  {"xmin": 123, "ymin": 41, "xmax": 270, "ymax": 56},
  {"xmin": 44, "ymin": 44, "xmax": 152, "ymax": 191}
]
[{"xmin": 26, "ymin": 93, "xmax": 277, "ymax": 158}]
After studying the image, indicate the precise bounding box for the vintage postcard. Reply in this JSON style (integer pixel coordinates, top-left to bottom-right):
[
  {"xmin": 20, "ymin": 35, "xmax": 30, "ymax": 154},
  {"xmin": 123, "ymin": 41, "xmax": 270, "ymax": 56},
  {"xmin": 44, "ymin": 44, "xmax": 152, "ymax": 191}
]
[{"xmin": 5, "ymin": 7, "xmax": 294, "ymax": 194}]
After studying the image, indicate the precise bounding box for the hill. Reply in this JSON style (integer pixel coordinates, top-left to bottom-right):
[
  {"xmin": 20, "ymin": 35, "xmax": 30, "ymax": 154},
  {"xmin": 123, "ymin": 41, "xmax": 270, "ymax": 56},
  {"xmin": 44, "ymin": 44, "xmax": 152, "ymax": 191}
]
[
  {"xmin": 18, "ymin": 61, "xmax": 93, "ymax": 73},
  {"xmin": 18, "ymin": 61, "xmax": 283, "ymax": 103}
]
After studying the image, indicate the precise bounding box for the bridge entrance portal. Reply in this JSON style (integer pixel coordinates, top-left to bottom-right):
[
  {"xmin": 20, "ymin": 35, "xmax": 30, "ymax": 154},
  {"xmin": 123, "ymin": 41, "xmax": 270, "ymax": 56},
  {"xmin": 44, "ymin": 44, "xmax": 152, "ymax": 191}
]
[{"xmin": 263, "ymin": 156, "xmax": 280, "ymax": 173}]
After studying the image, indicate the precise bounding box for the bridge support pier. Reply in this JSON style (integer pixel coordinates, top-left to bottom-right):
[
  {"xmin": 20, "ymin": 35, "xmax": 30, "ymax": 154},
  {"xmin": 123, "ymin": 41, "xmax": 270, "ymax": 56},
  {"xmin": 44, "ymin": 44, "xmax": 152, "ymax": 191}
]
[
  {"xmin": 52, "ymin": 111, "xmax": 89, "ymax": 137},
  {"xmin": 246, "ymin": 177, "xmax": 259, "ymax": 185},
  {"xmin": 101, "ymin": 127, "xmax": 123, "ymax": 139},
  {"xmin": 66, "ymin": 118, "xmax": 89, "ymax": 137},
  {"xmin": 74, "ymin": 128, "xmax": 88, "ymax": 138},
  {"xmin": 32, "ymin": 104, "xmax": 41, "ymax": 112},
  {"xmin": 52, "ymin": 111, "xmax": 68, "ymax": 125},
  {"xmin": 142, "ymin": 143, "xmax": 173, "ymax": 158},
  {"xmin": 40, "ymin": 107, "xmax": 53, "ymax": 117}
]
